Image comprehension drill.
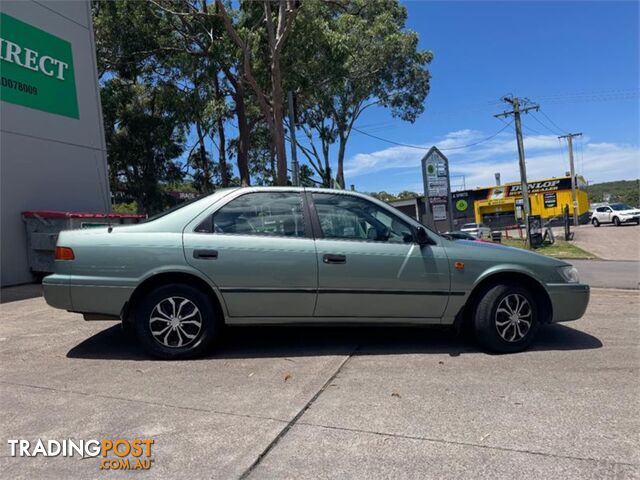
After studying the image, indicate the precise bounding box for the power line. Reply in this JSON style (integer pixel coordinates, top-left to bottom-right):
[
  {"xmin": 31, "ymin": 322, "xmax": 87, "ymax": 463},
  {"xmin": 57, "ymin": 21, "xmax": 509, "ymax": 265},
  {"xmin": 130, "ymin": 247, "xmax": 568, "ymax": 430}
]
[
  {"xmin": 351, "ymin": 120, "xmax": 514, "ymax": 151},
  {"xmin": 528, "ymin": 111, "xmax": 563, "ymax": 135},
  {"xmin": 537, "ymin": 110, "xmax": 568, "ymax": 134}
]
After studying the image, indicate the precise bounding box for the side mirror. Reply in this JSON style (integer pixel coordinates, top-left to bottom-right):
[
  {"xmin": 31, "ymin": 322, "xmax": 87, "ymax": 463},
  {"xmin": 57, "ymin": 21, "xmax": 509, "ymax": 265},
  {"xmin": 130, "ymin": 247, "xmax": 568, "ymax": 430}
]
[{"xmin": 414, "ymin": 226, "xmax": 433, "ymax": 245}]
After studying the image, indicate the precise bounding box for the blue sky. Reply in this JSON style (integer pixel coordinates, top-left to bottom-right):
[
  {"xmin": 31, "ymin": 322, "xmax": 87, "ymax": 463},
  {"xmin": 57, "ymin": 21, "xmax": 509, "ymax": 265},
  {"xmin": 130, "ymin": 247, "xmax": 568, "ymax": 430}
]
[{"xmin": 336, "ymin": 0, "xmax": 640, "ymax": 193}]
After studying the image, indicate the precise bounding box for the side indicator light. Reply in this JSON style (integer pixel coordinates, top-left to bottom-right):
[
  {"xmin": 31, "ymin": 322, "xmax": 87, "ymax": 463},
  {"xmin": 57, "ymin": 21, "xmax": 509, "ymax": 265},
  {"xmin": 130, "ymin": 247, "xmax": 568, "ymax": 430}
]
[
  {"xmin": 55, "ymin": 246, "xmax": 75, "ymax": 260},
  {"xmin": 454, "ymin": 261, "xmax": 464, "ymax": 270}
]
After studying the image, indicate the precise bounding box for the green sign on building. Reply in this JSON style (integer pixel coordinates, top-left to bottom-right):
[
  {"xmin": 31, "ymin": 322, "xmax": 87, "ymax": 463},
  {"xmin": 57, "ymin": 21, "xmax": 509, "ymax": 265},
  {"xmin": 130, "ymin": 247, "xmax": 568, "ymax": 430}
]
[{"xmin": 0, "ymin": 13, "xmax": 79, "ymax": 119}]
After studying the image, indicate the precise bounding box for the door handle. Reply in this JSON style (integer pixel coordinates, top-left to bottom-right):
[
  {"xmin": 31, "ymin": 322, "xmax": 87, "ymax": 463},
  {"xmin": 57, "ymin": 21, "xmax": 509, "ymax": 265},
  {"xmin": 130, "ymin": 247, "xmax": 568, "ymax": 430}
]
[
  {"xmin": 193, "ymin": 249, "xmax": 218, "ymax": 259},
  {"xmin": 323, "ymin": 253, "xmax": 346, "ymax": 264}
]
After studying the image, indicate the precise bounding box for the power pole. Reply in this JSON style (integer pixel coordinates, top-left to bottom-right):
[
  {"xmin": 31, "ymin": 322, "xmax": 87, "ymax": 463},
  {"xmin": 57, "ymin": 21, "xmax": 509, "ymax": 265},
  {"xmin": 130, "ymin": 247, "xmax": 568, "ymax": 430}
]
[
  {"xmin": 558, "ymin": 133, "xmax": 582, "ymax": 227},
  {"xmin": 495, "ymin": 96, "xmax": 539, "ymax": 247},
  {"xmin": 287, "ymin": 91, "xmax": 300, "ymax": 186}
]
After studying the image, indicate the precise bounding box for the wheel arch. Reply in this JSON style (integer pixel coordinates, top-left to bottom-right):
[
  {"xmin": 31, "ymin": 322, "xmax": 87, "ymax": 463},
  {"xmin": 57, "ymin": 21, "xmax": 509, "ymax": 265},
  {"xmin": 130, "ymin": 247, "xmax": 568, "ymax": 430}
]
[
  {"xmin": 122, "ymin": 271, "xmax": 226, "ymax": 327},
  {"xmin": 456, "ymin": 270, "xmax": 553, "ymax": 330}
]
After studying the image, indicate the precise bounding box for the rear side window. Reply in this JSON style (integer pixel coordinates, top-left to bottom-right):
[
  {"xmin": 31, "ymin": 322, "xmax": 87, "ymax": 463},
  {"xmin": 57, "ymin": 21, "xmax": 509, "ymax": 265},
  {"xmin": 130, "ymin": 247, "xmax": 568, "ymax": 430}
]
[{"xmin": 196, "ymin": 192, "xmax": 306, "ymax": 237}]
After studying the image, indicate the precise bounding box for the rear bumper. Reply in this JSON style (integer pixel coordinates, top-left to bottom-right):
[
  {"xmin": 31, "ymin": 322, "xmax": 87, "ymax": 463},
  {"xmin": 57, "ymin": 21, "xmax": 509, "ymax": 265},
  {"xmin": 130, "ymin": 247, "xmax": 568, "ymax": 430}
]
[
  {"xmin": 42, "ymin": 274, "xmax": 72, "ymax": 310},
  {"xmin": 546, "ymin": 283, "xmax": 590, "ymax": 322},
  {"xmin": 43, "ymin": 274, "xmax": 132, "ymax": 317}
]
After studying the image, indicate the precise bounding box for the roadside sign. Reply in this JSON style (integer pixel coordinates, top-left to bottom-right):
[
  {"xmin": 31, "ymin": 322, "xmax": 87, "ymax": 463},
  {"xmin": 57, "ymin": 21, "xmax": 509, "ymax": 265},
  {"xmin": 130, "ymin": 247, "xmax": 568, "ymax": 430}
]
[
  {"xmin": 421, "ymin": 147, "xmax": 453, "ymax": 231},
  {"xmin": 433, "ymin": 204, "xmax": 447, "ymax": 221}
]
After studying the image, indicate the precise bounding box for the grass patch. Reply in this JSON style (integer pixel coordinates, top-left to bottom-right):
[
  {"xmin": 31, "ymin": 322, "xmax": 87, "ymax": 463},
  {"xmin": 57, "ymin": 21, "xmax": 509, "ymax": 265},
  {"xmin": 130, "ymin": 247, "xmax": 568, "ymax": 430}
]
[{"xmin": 500, "ymin": 238, "xmax": 597, "ymax": 259}]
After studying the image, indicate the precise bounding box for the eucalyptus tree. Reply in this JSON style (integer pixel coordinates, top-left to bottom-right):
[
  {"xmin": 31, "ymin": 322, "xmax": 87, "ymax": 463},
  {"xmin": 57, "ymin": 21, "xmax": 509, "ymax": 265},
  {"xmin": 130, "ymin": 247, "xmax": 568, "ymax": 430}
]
[
  {"xmin": 93, "ymin": 0, "xmax": 189, "ymax": 213},
  {"xmin": 290, "ymin": 0, "xmax": 433, "ymax": 188},
  {"xmin": 215, "ymin": 0, "xmax": 300, "ymax": 186}
]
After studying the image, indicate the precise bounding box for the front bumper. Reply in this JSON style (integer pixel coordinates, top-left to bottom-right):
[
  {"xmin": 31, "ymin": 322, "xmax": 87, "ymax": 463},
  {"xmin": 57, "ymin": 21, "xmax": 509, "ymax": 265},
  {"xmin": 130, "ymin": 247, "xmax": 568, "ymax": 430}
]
[{"xmin": 546, "ymin": 283, "xmax": 590, "ymax": 322}]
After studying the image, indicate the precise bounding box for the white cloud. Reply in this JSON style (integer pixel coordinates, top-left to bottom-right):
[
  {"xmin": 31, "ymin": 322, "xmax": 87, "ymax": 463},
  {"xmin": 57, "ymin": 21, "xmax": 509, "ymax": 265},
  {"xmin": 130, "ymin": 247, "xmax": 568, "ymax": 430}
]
[{"xmin": 346, "ymin": 129, "xmax": 640, "ymax": 193}]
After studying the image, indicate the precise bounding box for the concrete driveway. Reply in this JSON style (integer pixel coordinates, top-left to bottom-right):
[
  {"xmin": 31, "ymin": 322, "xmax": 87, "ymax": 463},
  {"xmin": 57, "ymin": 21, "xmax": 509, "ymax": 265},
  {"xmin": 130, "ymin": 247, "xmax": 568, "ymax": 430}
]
[
  {"xmin": 572, "ymin": 223, "xmax": 640, "ymax": 261},
  {"xmin": 1, "ymin": 289, "xmax": 638, "ymax": 479}
]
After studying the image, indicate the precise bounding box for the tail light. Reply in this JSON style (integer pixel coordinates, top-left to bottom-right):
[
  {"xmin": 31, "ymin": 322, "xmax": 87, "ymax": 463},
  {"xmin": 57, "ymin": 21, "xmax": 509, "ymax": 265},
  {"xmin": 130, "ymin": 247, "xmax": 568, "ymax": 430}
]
[{"xmin": 55, "ymin": 246, "xmax": 75, "ymax": 260}]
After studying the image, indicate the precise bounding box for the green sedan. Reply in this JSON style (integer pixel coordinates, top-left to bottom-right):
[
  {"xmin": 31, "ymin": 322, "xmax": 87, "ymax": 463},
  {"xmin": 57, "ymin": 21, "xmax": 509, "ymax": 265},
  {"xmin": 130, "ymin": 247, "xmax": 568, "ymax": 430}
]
[{"xmin": 43, "ymin": 187, "xmax": 590, "ymax": 359}]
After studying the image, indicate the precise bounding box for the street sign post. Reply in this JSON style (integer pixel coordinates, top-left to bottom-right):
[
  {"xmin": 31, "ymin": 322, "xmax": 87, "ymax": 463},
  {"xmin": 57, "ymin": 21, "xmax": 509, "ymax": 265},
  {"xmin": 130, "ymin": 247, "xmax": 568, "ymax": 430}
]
[{"xmin": 421, "ymin": 147, "xmax": 454, "ymax": 232}]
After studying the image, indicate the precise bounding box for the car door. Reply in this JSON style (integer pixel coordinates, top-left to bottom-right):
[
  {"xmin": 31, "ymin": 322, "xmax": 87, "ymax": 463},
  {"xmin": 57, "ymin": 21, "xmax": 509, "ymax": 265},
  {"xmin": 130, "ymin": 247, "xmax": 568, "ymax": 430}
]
[
  {"xmin": 603, "ymin": 207, "xmax": 613, "ymax": 222},
  {"xmin": 309, "ymin": 192, "xmax": 450, "ymax": 320},
  {"xmin": 183, "ymin": 190, "xmax": 318, "ymax": 319}
]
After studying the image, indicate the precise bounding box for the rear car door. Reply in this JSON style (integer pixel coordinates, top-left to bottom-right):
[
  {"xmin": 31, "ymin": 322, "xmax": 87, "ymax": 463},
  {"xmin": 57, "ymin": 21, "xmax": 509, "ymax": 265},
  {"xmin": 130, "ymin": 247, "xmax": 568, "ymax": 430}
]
[
  {"xmin": 309, "ymin": 192, "xmax": 450, "ymax": 319},
  {"xmin": 183, "ymin": 191, "xmax": 318, "ymax": 319}
]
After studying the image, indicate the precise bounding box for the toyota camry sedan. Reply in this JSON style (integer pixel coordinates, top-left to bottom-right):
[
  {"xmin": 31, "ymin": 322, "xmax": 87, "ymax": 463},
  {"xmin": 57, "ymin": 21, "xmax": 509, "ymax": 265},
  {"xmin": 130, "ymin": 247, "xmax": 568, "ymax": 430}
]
[{"xmin": 43, "ymin": 187, "xmax": 590, "ymax": 359}]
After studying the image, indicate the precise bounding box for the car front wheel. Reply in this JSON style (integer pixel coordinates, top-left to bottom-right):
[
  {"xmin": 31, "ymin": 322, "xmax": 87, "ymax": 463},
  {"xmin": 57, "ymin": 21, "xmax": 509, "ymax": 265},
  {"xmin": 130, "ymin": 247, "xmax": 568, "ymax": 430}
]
[
  {"xmin": 613, "ymin": 216, "xmax": 621, "ymax": 226},
  {"xmin": 135, "ymin": 283, "xmax": 218, "ymax": 359},
  {"xmin": 592, "ymin": 218, "xmax": 600, "ymax": 227},
  {"xmin": 473, "ymin": 284, "xmax": 540, "ymax": 353}
]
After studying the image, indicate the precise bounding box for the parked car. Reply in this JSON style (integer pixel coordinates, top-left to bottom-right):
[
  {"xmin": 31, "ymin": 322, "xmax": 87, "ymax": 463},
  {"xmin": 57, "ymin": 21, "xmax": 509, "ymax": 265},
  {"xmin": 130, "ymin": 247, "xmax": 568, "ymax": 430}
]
[
  {"xmin": 460, "ymin": 222, "xmax": 492, "ymax": 239},
  {"xmin": 43, "ymin": 188, "xmax": 590, "ymax": 359},
  {"xmin": 443, "ymin": 230, "xmax": 478, "ymax": 241},
  {"xmin": 591, "ymin": 203, "xmax": 640, "ymax": 227}
]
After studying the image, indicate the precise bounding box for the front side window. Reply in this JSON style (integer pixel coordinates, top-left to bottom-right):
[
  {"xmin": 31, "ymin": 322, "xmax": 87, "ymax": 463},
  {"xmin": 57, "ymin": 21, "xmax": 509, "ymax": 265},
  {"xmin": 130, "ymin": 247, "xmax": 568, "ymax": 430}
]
[
  {"xmin": 198, "ymin": 192, "xmax": 306, "ymax": 237},
  {"xmin": 312, "ymin": 193, "xmax": 413, "ymax": 243}
]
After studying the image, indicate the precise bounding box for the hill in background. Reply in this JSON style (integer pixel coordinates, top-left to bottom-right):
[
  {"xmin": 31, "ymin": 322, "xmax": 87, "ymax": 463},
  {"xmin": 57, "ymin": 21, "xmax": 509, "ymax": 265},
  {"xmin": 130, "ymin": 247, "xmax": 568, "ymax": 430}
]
[{"xmin": 587, "ymin": 179, "xmax": 639, "ymax": 206}]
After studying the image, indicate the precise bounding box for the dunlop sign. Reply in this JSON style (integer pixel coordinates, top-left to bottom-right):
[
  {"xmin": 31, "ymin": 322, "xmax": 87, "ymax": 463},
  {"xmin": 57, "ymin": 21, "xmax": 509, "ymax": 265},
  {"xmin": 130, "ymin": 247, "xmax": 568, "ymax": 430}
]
[{"xmin": 0, "ymin": 13, "xmax": 79, "ymax": 118}]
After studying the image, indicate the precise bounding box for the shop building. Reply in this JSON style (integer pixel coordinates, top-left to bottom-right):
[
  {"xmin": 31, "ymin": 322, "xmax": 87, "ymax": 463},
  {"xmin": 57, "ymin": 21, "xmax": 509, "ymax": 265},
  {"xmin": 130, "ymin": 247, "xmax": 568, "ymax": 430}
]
[{"xmin": 391, "ymin": 175, "xmax": 590, "ymax": 231}]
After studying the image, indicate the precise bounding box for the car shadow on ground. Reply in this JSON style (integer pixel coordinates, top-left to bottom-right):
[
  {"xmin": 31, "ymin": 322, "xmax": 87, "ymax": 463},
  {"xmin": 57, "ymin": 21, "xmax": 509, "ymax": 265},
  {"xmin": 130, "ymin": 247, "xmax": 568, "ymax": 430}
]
[{"xmin": 67, "ymin": 322, "xmax": 603, "ymax": 361}]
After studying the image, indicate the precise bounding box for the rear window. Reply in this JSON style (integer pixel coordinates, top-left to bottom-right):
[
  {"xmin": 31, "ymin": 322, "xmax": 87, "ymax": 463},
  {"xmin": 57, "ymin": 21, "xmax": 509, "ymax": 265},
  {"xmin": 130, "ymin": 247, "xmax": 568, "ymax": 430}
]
[{"xmin": 462, "ymin": 223, "xmax": 478, "ymax": 229}]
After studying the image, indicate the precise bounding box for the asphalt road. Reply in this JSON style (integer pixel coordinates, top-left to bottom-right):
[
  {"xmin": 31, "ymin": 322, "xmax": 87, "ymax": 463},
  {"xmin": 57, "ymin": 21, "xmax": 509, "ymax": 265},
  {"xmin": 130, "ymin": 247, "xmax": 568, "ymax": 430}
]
[
  {"xmin": 1, "ymin": 288, "xmax": 638, "ymax": 479},
  {"xmin": 570, "ymin": 259, "xmax": 640, "ymax": 290}
]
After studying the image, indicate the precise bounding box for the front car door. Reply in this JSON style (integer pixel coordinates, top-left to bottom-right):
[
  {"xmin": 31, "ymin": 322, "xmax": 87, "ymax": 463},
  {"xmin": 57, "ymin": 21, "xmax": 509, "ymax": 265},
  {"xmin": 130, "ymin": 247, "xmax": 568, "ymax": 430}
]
[
  {"xmin": 309, "ymin": 192, "xmax": 450, "ymax": 320},
  {"xmin": 183, "ymin": 190, "xmax": 318, "ymax": 319}
]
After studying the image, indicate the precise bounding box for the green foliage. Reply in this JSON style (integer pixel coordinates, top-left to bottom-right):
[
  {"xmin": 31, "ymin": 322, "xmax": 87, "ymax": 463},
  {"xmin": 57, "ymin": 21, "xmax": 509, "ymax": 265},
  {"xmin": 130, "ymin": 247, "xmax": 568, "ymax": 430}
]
[
  {"xmin": 93, "ymin": 0, "xmax": 433, "ymax": 202},
  {"xmin": 369, "ymin": 191, "xmax": 420, "ymax": 202},
  {"xmin": 290, "ymin": 0, "xmax": 432, "ymax": 187},
  {"xmin": 587, "ymin": 179, "xmax": 639, "ymax": 206},
  {"xmin": 101, "ymin": 78, "xmax": 187, "ymax": 214},
  {"xmin": 112, "ymin": 201, "xmax": 139, "ymax": 214}
]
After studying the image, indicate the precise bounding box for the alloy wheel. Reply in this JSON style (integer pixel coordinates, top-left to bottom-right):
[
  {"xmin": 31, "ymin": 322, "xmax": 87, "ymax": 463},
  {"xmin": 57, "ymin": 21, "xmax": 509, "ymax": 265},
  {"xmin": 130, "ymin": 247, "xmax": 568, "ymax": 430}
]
[
  {"xmin": 495, "ymin": 293, "xmax": 532, "ymax": 342},
  {"xmin": 149, "ymin": 296, "xmax": 202, "ymax": 348}
]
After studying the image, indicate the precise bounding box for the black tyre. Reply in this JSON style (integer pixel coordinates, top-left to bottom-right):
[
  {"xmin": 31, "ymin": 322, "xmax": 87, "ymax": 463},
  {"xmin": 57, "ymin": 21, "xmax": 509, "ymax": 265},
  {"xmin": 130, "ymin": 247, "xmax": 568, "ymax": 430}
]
[
  {"xmin": 592, "ymin": 218, "xmax": 600, "ymax": 227},
  {"xmin": 134, "ymin": 283, "xmax": 218, "ymax": 359},
  {"xmin": 613, "ymin": 216, "xmax": 621, "ymax": 226},
  {"xmin": 636, "ymin": 219, "xmax": 640, "ymax": 225},
  {"xmin": 473, "ymin": 284, "xmax": 540, "ymax": 353}
]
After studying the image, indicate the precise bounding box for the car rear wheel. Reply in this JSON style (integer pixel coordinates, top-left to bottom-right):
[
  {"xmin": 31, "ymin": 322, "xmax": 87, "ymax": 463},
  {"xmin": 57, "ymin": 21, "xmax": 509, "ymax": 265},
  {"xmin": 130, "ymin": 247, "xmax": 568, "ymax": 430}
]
[
  {"xmin": 473, "ymin": 284, "xmax": 540, "ymax": 353},
  {"xmin": 592, "ymin": 218, "xmax": 600, "ymax": 227},
  {"xmin": 135, "ymin": 283, "xmax": 218, "ymax": 359}
]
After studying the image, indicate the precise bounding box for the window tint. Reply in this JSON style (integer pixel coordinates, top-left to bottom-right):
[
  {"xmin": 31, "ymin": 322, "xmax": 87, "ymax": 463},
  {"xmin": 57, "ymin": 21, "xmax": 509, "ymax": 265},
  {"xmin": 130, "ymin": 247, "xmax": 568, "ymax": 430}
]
[
  {"xmin": 595, "ymin": 207, "xmax": 607, "ymax": 212},
  {"xmin": 312, "ymin": 193, "xmax": 413, "ymax": 243},
  {"xmin": 199, "ymin": 192, "xmax": 306, "ymax": 237}
]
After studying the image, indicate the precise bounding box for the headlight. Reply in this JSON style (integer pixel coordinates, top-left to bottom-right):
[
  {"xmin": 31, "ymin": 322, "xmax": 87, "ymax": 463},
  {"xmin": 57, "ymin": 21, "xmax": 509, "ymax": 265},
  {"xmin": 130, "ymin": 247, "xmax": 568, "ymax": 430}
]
[{"xmin": 558, "ymin": 265, "xmax": 580, "ymax": 283}]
